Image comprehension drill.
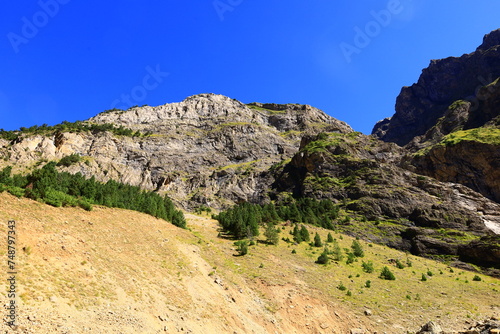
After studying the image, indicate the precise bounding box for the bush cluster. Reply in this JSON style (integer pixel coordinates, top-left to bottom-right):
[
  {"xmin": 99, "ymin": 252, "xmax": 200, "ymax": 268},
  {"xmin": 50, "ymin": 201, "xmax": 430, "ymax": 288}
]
[{"xmin": 0, "ymin": 120, "xmax": 143, "ymax": 142}]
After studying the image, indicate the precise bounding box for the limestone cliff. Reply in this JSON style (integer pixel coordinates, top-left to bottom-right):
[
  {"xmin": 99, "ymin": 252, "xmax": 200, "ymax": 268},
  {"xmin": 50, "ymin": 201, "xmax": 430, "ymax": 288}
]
[{"xmin": 0, "ymin": 93, "xmax": 351, "ymax": 210}]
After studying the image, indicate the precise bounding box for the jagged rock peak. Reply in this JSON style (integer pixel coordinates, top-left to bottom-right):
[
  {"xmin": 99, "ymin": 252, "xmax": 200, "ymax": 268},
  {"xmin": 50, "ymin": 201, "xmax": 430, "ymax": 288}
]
[
  {"xmin": 372, "ymin": 28, "xmax": 500, "ymax": 146},
  {"xmin": 90, "ymin": 93, "xmax": 353, "ymax": 134},
  {"xmin": 477, "ymin": 28, "xmax": 500, "ymax": 51}
]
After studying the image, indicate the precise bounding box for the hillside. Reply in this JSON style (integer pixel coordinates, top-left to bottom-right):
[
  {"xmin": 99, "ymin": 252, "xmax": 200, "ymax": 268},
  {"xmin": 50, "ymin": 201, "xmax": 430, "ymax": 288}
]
[{"xmin": 1, "ymin": 192, "xmax": 499, "ymax": 333}]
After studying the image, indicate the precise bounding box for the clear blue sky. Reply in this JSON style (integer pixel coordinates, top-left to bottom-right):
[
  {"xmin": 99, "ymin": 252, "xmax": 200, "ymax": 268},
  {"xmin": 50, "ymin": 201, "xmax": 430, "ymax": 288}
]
[{"xmin": 1, "ymin": 1, "xmax": 500, "ymax": 134}]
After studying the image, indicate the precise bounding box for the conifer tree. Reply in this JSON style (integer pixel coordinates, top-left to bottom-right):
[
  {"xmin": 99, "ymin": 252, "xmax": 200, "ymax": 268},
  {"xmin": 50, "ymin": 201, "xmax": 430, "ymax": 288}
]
[
  {"xmin": 331, "ymin": 240, "xmax": 343, "ymax": 261},
  {"xmin": 316, "ymin": 248, "xmax": 329, "ymax": 265},
  {"xmin": 264, "ymin": 222, "xmax": 280, "ymax": 245},
  {"xmin": 300, "ymin": 225, "xmax": 310, "ymax": 242},
  {"xmin": 292, "ymin": 224, "xmax": 303, "ymax": 243},
  {"xmin": 313, "ymin": 232, "xmax": 323, "ymax": 247},
  {"xmin": 327, "ymin": 232, "xmax": 334, "ymax": 243},
  {"xmin": 351, "ymin": 240, "xmax": 364, "ymax": 257},
  {"xmin": 289, "ymin": 203, "xmax": 302, "ymax": 223},
  {"xmin": 234, "ymin": 240, "xmax": 248, "ymax": 256}
]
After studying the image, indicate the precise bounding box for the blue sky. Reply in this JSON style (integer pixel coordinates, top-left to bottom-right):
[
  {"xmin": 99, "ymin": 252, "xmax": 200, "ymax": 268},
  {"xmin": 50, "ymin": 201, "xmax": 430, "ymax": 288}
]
[{"xmin": 1, "ymin": 1, "xmax": 500, "ymax": 134}]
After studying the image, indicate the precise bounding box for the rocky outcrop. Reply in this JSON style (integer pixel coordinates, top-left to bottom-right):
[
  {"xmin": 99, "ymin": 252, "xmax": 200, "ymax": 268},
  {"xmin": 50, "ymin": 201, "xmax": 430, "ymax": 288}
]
[
  {"xmin": 417, "ymin": 318, "xmax": 500, "ymax": 334},
  {"xmin": 370, "ymin": 28, "xmax": 500, "ymax": 205},
  {"xmin": 411, "ymin": 139, "xmax": 500, "ymax": 203},
  {"xmin": 373, "ymin": 29, "xmax": 500, "ymax": 146},
  {"xmin": 0, "ymin": 94, "xmax": 351, "ymax": 210},
  {"xmin": 459, "ymin": 235, "xmax": 500, "ymax": 269},
  {"xmin": 268, "ymin": 132, "xmax": 500, "ymax": 263}
]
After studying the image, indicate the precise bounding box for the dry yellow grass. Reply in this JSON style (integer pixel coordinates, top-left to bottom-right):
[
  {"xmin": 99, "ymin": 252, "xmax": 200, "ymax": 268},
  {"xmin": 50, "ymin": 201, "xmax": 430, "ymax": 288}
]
[{"xmin": 0, "ymin": 192, "xmax": 498, "ymax": 333}]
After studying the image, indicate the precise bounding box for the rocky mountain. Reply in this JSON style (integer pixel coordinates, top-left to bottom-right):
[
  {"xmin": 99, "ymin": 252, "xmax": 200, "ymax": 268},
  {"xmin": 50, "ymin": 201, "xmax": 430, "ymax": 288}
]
[
  {"xmin": 1, "ymin": 30, "xmax": 499, "ymax": 276},
  {"xmin": 0, "ymin": 93, "xmax": 351, "ymax": 210},
  {"xmin": 373, "ymin": 28, "xmax": 500, "ymax": 146},
  {"xmin": 372, "ymin": 29, "xmax": 500, "ymax": 206}
]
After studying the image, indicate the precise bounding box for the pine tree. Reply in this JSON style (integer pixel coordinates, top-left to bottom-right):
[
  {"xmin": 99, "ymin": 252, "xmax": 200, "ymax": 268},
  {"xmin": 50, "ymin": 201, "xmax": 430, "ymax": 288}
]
[
  {"xmin": 289, "ymin": 203, "xmax": 302, "ymax": 223},
  {"xmin": 300, "ymin": 225, "xmax": 310, "ymax": 242},
  {"xmin": 316, "ymin": 248, "xmax": 329, "ymax": 265},
  {"xmin": 380, "ymin": 266, "xmax": 396, "ymax": 280},
  {"xmin": 292, "ymin": 224, "xmax": 303, "ymax": 243},
  {"xmin": 313, "ymin": 232, "xmax": 322, "ymax": 247},
  {"xmin": 331, "ymin": 240, "xmax": 343, "ymax": 261},
  {"xmin": 0, "ymin": 166, "xmax": 13, "ymax": 185},
  {"xmin": 327, "ymin": 232, "xmax": 334, "ymax": 243},
  {"xmin": 264, "ymin": 222, "xmax": 280, "ymax": 245},
  {"xmin": 351, "ymin": 240, "xmax": 364, "ymax": 257}
]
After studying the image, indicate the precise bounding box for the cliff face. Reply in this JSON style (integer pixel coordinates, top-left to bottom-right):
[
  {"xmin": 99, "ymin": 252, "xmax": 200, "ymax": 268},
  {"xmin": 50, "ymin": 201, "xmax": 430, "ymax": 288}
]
[
  {"xmin": 370, "ymin": 29, "xmax": 500, "ymax": 205},
  {"xmin": 0, "ymin": 93, "xmax": 352, "ymax": 209},
  {"xmin": 373, "ymin": 29, "xmax": 500, "ymax": 146},
  {"xmin": 267, "ymin": 132, "xmax": 500, "ymax": 272}
]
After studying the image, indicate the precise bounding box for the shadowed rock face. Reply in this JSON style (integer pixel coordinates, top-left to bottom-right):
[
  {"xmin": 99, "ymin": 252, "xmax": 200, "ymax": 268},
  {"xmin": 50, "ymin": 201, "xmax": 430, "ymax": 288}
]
[
  {"xmin": 267, "ymin": 132, "xmax": 500, "ymax": 266},
  {"xmin": 373, "ymin": 29, "xmax": 500, "ymax": 146}
]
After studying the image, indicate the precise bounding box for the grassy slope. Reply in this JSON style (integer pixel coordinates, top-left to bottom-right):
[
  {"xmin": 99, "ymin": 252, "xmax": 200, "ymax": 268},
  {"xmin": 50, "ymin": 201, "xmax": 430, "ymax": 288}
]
[{"xmin": 0, "ymin": 192, "xmax": 499, "ymax": 333}]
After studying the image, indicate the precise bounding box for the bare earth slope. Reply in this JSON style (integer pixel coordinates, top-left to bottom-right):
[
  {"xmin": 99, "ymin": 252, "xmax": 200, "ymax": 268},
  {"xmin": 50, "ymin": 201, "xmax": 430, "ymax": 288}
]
[{"xmin": 1, "ymin": 193, "xmax": 499, "ymax": 333}]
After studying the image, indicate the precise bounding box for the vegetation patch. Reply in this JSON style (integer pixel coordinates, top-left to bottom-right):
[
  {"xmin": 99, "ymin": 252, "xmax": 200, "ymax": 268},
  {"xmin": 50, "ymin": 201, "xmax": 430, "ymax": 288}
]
[
  {"xmin": 214, "ymin": 198, "xmax": 339, "ymax": 239},
  {"xmin": 0, "ymin": 163, "xmax": 186, "ymax": 228},
  {"xmin": 0, "ymin": 121, "xmax": 144, "ymax": 142},
  {"xmin": 440, "ymin": 127, "xmax": 500, "ymax": 146},
  {"xmin": 246, "ymin": 104, "xmax": 285, "ymax": 114}
]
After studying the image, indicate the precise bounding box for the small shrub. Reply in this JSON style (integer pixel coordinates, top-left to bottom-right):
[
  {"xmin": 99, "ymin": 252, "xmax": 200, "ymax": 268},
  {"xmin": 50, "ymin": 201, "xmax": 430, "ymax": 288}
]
[
  {"xmin": 78, "ymin": 199, "xmax": 93, "ymax": 211},
  {"xmin": 427, "ymin": 270, "xmax": 433, "ymax": 277},
  {"xmin": 421, "ymin": 274, "xmax": 427, "ymax": 282},
  {"xmin": 346, "ymin": 290, "xmax": 352, "ymax": 296},
  {"xmin": 6, "ymin": 186, "xmax": 25, "ymax": 198},
  {"xmin": 379, "ymin": 266, "xmax": 396, "ymax": 280},
  {"xmin": 362, "ymin": 261, "xmax": 374, "ymax": 273},
  {"xmin": 234, "ymin": 240, "xmax": 248, "ymax": 256},
  {"xmin": 316, "ymin": 249, "xmax": 329, "ymax": 265},
  {"xmin": 291, "ymin": 249, "xmax": 297, "ymax": 254},
  {"xmin": 395, "ymin": 259, "xmax": 405, "ymax": 269},
  {"xmin": 346, "ymin": 252, "xmax": 356, "ymax": 265},
  {"xmin": 338, "ymin": 282, "xmax": 347, "ymax": 291},
  {"xmin": 57, "ymin": 154, "xmax": 81, "ymax": 167},
  {"xmin": 472, "ymin": 275, "xmax": 482, "ymax": 282},
  {"xmin": 365, "ymin": 280, "xmax": 371, "ymax": 288},
  {"xmin": 351, "ymin": 240, "xmax": 364, "ymax": 257},
  {"xmin": 22, "ymin": 246, "xmax": 32, "ymax": 255}
]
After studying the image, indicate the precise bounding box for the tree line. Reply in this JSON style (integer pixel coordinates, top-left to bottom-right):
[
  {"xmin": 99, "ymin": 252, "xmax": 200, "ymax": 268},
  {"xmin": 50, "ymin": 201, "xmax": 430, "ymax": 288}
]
[
  {"xmin": 214, "ymin": 198, "xmax": 339, "ymax": 239},
  {"xmin": 0, "ymin": 120, "xmax": 145, "ymax": 142},
  {"xmin": 0, "ymin": 161, "xmax": 185, "ymax": 228}
]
